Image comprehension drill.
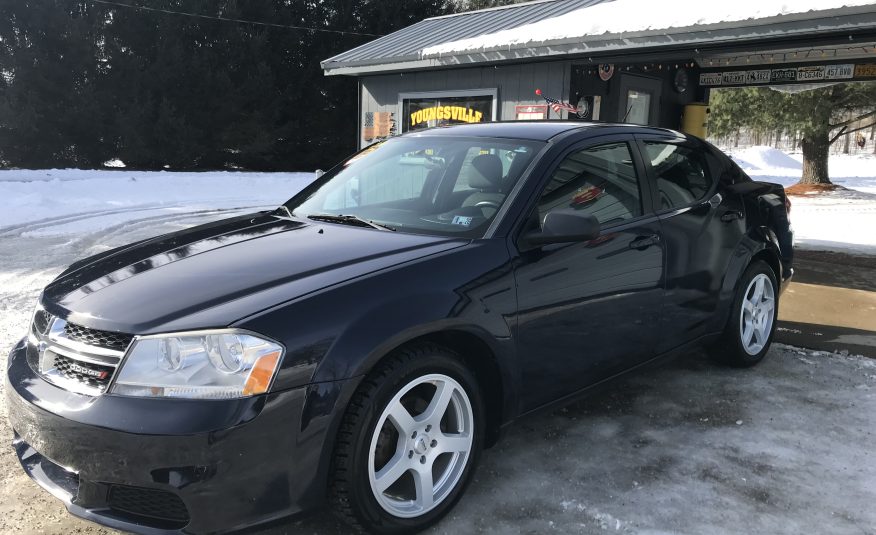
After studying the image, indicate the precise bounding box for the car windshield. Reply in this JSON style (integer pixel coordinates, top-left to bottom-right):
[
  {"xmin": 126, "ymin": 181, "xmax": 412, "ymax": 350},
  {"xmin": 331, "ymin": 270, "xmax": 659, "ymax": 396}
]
[{"xmin": 285, "ymin": 136, "xmax": 544, "ymax": 238}]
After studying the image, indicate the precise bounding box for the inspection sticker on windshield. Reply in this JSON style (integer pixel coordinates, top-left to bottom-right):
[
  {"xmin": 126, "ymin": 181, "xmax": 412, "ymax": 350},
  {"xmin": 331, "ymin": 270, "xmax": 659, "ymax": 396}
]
[{"xmin": 451, "ymin": 215, "xmax": 473, "ymax": 226}]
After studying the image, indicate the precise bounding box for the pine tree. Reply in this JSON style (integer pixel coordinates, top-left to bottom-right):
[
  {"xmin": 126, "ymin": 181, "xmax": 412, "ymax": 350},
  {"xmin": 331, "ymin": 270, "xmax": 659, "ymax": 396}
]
[
  {"xmin": 0, "ymin": 0, "xmax": 457, "ymax": 170},
  {"xmin": 709, "ymin": 84, "xmax": 876, "ymax": 185},
  {"xmin": 0, "ymin": 1, "xmax": 110, "ymax": 168}
]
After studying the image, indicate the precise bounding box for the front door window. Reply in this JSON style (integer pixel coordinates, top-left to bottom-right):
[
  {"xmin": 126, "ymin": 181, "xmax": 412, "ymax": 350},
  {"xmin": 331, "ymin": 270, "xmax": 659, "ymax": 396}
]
[{"xmin": 536, "ymin": 141, "xmax": 642, "ymax": 227}]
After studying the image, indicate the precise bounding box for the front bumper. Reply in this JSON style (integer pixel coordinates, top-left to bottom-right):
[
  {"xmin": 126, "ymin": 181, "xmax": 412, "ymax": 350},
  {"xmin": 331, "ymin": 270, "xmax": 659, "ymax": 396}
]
[{"xmin": 5, "ymin": 338, "xmax": 358, "ymax": 534}]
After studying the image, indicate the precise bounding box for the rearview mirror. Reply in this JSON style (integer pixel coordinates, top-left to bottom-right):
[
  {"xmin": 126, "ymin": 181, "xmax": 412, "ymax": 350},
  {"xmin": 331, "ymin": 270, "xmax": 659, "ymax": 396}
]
[{"xmin": 521, "ymin": 210, "xmax": 601, "ymax": 246}]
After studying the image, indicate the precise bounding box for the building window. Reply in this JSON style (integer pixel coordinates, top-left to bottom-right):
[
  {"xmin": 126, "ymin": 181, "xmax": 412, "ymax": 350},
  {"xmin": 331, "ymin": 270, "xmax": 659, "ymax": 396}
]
[
  {"xmin": 400, "ymin": 92, "xmax": 495, "ymax": 133},
  {"xmin": 625, "ymin": 90, "xmax": 652, "ymax": 125}
]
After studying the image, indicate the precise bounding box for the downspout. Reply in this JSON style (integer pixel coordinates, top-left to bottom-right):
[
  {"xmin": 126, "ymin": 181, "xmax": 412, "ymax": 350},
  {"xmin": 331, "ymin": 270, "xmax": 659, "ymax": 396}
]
[{"xmin": 357, "ymin": 78, "xmax": 363, "ymax": 151}]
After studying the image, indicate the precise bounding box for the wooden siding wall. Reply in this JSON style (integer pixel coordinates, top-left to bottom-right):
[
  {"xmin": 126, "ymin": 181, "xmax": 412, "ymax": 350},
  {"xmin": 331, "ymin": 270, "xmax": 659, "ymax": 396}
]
[{"xmin": 359, "ymin": 61, "xmax": 572, "ymax": 148}]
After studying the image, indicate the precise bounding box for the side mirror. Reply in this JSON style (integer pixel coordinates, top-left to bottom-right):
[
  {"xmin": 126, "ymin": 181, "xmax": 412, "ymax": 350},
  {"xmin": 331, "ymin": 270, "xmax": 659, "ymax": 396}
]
[{"xmin": 521, "ymin": 210, "xmax": 601, "ymax": 246}]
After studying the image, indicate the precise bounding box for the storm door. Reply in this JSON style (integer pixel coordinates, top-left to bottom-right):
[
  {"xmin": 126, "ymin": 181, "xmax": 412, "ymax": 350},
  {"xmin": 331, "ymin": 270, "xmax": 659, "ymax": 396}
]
[{"xmin": 619, "ymin": 74, "xmax": 662, "ymax": 126}]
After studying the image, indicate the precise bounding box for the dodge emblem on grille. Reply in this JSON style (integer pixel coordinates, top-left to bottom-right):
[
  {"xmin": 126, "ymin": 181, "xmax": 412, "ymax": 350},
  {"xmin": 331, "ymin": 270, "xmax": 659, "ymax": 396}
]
[{"xmin": 68, "ymin": 362, "xmax": 109, "ymax": 380}]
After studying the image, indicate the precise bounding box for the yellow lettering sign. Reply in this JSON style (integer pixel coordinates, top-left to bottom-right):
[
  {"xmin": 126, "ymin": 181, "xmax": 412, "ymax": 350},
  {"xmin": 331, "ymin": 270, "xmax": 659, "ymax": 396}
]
[{"xmin": 410, "ymin": 105, "xmax": 486, "ymax": 127}]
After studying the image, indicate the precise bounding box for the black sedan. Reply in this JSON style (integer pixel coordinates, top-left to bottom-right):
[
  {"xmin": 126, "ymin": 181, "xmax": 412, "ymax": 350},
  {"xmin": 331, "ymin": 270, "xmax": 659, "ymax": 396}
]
[{"xmin": 6, "ymin": 122, "xmax": 793, "ymax": 534}]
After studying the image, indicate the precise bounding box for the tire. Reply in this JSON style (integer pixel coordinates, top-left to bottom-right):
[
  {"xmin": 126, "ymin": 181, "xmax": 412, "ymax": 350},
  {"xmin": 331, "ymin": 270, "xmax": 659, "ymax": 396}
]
[
  {"xmin": 714, "ymin": 260, "xmax": 779, "ymax": 367},
  {"xmin": 329, "ymin": 343, "xmax": 484, "ymax": 534}
]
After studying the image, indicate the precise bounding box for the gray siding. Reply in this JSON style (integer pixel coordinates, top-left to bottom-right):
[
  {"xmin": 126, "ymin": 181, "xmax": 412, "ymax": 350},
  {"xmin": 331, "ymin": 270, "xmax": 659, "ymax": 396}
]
[{"xmin": 359, "ymin": 61, "xmax": 571, "ymax": 148}]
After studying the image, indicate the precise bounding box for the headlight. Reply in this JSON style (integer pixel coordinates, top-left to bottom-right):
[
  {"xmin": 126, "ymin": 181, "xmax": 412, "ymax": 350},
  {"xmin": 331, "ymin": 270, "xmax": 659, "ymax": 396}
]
[{"xmin": 111, "ymin": 330, "xmax": 284, "ymax": 399}]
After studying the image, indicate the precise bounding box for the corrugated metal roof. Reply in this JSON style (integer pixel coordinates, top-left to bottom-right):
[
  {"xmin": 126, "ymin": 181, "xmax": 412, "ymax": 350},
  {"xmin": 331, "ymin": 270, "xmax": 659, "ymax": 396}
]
[
  {"xmin": 322, "ymin": 0, "xmax": 609, "ymax": 69},
  {"xmin": 322, "ymin": 0, "xmax": 876, "ymax": 75}
]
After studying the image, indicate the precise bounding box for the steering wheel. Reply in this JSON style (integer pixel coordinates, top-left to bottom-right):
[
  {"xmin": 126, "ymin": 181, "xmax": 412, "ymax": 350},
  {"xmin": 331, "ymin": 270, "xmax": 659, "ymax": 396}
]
[{"xmin": 475, "ymin": 200, "xmax": 501, "ymax": 210}]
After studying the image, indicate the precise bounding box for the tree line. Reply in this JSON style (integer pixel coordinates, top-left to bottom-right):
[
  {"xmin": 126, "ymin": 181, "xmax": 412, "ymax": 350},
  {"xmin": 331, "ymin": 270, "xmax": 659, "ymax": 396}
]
[
  {"xmin": 0, "ymin": 0, "xmax": 504, "ymax": 171},
  {"xmin": 708, "ymin": 84, "xmax": 876, "ymax": 185}
]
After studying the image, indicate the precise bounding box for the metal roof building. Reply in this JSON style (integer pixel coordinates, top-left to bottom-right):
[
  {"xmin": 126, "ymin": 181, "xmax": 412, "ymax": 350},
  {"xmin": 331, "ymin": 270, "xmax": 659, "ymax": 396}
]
[
  {"xmin": 323, "ymin": 0, "xmax": 607, "ymax": 75},
  {"xmin": 323, "ymin": 0, "xmax": 876, "ymax": 148}
]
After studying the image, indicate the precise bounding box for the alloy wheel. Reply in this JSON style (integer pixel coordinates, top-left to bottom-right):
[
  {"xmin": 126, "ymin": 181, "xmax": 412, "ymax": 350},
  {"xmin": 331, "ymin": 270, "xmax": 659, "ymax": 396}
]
[
  {"xmin": 367, "ymin": 373, "xmax": 474, "ymax": 518},
  {"xmin": 739, "ymin": 273, "xmax": 775, "ymax": 355}
]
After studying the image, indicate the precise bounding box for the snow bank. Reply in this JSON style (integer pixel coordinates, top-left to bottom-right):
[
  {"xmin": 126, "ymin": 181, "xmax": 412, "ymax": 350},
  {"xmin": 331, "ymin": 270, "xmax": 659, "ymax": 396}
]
[
  {"xmin": 422, "ymin": 0, "xmax": 874, "ymax": 56},
  {"xmin": 729, "ymin": 146, "xmax": 802, "ymax": 172},
  {"xmin": 1, "ymin": 169, "xmax": 315, "ymax": 235}
]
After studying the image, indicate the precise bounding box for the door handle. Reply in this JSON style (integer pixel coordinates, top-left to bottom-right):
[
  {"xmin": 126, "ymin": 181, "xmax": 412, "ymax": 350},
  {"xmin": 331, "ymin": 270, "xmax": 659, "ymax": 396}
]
[
  {"xmin": 720, "ymin": 210, "xmax": 743, "ymax": 222},
  {"xmin": 629, "ymin": 234, "xmax": 660, "ymax": 250},
  {"xmin": 707, "ymin": 193, "xmax": 723, "ymax": 209}
]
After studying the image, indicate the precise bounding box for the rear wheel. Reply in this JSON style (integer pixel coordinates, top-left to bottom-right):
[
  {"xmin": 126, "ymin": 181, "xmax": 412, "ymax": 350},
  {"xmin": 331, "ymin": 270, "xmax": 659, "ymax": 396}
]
[
  {"xmin": 715, "ymin": 260, "xmax": 778, "ymax": 367},
  {"xmin": 330, "ymin": 344, "xmax": 483, "ymax": 533}
]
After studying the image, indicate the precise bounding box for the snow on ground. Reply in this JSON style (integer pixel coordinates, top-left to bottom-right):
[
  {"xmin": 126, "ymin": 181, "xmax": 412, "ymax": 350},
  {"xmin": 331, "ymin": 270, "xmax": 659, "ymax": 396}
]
[
  {"xmin": 0, "ymin": 169, "xmax": 313, "ymax": 237},
  {"xmin": 722, "ymin": 147, "xmax": 876, "ymax": 255},
  {"xmin": 421, "ymin": 0, "xmax": 874, "ymax": 57}
]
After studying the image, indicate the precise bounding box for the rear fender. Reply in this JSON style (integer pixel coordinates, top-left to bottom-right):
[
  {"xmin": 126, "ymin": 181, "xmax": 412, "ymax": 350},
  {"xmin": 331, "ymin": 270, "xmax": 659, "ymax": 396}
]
[{"xmin": 708, "ymin": 227, "xmax": 783, "ymax": 333}]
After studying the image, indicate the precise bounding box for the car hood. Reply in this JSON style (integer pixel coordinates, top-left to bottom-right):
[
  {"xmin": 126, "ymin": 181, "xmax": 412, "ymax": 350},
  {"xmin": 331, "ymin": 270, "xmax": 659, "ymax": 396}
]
[{"xmin": 42, "ymin": 212, "xmax": 467, "ymax": 334}]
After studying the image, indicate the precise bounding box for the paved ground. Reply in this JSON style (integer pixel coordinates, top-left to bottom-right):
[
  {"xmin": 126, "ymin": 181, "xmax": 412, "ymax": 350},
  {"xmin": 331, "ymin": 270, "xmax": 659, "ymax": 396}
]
[
  {"xmin": 278, "ymin": 345, "xmax": 876, "ymax": 535},
  {"xmin": 1, "ymin": 215, "xmax": 874, "ymax": 535},
  {"xmin": 776, "ymin": 250, "xmax": 876, "ymax": 357}
]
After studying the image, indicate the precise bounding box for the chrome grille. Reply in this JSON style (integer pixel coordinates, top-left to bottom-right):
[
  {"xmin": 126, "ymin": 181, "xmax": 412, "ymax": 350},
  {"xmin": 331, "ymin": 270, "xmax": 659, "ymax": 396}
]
[
  {"xmin": 30, "ymin": 316, "xmax": 132, "ymax": 396},
  {"xmin": 32, "ymin": 309, "xmax": 53, "ymax": 335},
  {"xmin": 63, "ymin": 322, "xmax": 134, "ymax": 352},
  {"xmin": 52, "ymin": 353, "xmax": 115, "ymax": 392}
]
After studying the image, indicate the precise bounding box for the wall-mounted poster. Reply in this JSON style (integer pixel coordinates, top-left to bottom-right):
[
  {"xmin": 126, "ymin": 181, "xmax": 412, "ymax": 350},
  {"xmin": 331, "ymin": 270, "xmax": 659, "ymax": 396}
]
[
  {"xmin": 515, "ymin": 104, "xmax": 548, "ymax": 120},
  {"xmin": 362, "ymin": 112, "xmax": 394, "ymax": 142},
  {"xmin": 399, "ymin": 90, "xmax": 496, "ymax": 133}
]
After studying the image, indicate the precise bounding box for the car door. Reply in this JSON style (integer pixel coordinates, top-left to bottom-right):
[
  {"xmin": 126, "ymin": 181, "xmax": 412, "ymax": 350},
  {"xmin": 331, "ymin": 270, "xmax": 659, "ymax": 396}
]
[
  {"xmin": 513, "ymin": 135, "xmax": 665, "ymax": 411},
  {"xmin": 634, "ymin": 134, "xmax": 746, "ymax": 353}
]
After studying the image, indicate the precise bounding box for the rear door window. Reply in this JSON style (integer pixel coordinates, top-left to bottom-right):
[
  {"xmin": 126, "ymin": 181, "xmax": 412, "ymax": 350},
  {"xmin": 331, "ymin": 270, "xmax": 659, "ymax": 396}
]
[{"xmin": 643, "ymin": 142, "xmax": 712, "ymax": 210}]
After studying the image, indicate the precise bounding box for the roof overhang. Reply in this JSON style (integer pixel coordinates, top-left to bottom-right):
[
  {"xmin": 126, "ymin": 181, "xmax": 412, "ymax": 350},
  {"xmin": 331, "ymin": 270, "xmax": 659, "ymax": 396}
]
[{"xmin": 323, "ymin": 5, "xmax": 876, "ymax": 76}]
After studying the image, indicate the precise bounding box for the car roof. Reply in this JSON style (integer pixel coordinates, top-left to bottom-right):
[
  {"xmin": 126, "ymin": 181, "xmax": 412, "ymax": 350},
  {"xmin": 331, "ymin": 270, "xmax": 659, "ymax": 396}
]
[{"xmin": 402, "ymin": 121, "xmax": 683, "ymax": 142}]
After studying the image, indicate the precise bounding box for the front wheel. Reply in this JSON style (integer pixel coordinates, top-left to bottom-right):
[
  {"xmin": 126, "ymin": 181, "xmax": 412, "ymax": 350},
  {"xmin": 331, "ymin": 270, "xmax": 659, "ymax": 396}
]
[
  {"xmin": 330, "ymin": 344, "xmax": 484, "ymax": 533},
  {"xmin": 715, "ymin": 260, "xmax": 778, "ymax": 367}
]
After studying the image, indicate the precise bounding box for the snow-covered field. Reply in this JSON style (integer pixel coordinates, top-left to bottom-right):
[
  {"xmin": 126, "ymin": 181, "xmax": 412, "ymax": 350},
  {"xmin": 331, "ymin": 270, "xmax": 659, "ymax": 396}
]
[
  {"xmin": 0, "ymin": 169, "xmax": 313, "ymax": 237},
  {"xmin": 3, "ymin": 149, "xmax": 874, "ymax": 255},
  {"xmin": 723, "ymin": 147, "xmax": 876, "ymax": 256}
]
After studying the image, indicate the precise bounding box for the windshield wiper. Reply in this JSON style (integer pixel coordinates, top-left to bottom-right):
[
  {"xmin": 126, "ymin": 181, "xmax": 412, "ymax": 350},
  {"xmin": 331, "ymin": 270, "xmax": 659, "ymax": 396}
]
[{"xmin": 307, "ymin": 213, "xmax": 396, "ymax": 232}]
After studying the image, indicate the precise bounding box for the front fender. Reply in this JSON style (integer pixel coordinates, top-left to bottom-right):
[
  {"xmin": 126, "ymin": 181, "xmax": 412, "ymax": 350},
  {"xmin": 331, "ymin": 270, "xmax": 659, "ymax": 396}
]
[
  {"xmin": 235, "ymin": 239, "xmax": 518, "ymax": 393},
  {"xmin": 317, "ymin": 296, "xmax": 514, "ymax": 384}
]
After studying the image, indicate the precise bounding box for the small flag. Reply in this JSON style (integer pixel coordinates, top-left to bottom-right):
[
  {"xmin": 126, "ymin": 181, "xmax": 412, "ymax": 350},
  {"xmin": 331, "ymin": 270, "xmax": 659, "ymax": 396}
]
[{"xmin": 535, "ymin": 89, "xmax": 578, "ymax": 116}]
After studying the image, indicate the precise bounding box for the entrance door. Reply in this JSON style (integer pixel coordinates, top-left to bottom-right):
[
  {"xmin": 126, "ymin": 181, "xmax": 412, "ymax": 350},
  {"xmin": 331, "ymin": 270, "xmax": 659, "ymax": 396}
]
[
  {"xmin": 619, "ymin": 74, "xmax": 662, "ymax": 126},
  {"xmin": 514, "ymin": 135, "xmax": 664, "ymax": 411}
]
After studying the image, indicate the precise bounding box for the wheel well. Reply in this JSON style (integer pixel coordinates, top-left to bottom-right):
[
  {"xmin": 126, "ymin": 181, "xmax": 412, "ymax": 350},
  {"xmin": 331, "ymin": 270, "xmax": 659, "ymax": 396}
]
[
  {"xmin": 751, "ymin": 249, "xmax": 781, "ymax": 282},
  {"xmin": 393, "ymin": 331, "xmax": 505, "ymax": 448}
]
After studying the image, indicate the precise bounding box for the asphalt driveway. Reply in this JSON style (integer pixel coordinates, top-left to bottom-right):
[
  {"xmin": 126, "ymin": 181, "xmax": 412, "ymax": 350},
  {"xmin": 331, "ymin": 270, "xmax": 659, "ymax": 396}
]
[{"xmin": 776, "ymin": 250, "xmax": 876, "ymax": 358}]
